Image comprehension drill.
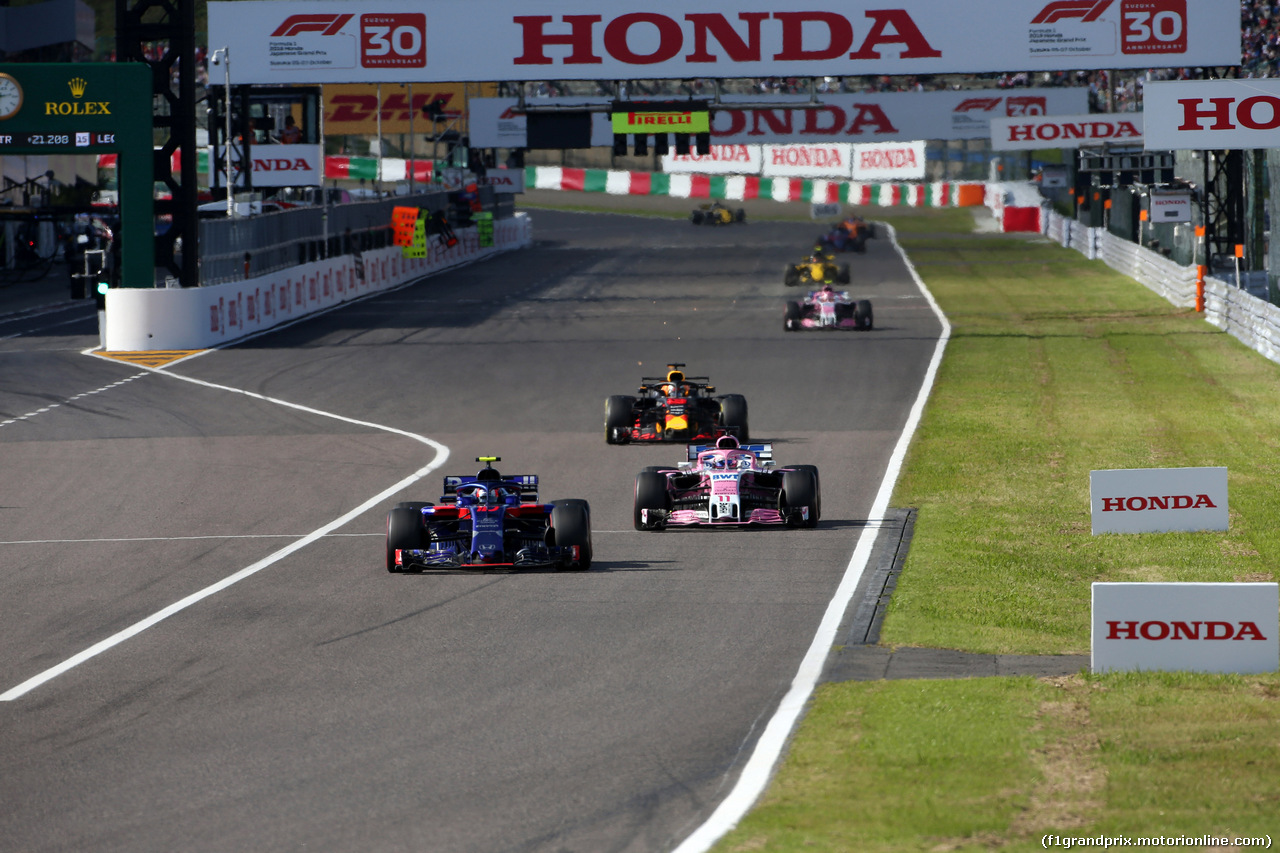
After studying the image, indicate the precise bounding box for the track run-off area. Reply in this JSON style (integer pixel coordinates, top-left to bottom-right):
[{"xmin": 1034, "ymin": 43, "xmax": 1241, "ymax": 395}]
[{"xmin": 0, "ymin": 203, "xmax": 945, "ymax": 852}]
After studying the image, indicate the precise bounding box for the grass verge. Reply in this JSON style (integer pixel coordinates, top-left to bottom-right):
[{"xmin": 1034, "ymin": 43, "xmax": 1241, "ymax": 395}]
[{"xmin": 712, "ymin": 221, "xmax": 1280, "ymax": 850}]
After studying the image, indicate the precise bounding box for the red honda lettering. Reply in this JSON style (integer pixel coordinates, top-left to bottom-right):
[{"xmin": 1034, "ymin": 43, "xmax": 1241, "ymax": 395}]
[
  {"xmin": 848, "ymin": 9, "xmax": 942, "ymax": 59},
  {"xmin": 685, "ymin": 12, "xmax": 768, "ymax": 62},
  {"xmin": 1177, "ymin": 97, "xmax": 1237, "ymax": 131},
  {"xmin": 773, "ymin": 11, "xmax": 853, "ymax": 61},
  {"xmin": 512, "ymin": 15, "xmax": 603, "ymax": 65},
  {"xmin": 1236, "ymin": 96, "xmax": 1280, "ymax": 130},
  {"xmin": 603, "ymin": 13, "xmax": 683, "ymax": 64},
  {"xmin": 1107, "ymin": 620, "xmax": 1140, "ymax": 639}
]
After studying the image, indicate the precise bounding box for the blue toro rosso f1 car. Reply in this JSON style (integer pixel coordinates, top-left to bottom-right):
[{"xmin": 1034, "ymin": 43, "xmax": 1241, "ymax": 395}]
[
  {"xmin": 386, "ymin": 457, "xmax": 592, "ymax": 571},
  {"xmin": 633, "ymin": 436, "xmax": 820, "ymax": 530}
]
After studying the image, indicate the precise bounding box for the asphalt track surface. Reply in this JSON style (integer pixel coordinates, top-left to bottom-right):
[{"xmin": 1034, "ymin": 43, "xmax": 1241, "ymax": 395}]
[{"xmin": 1, "ymin": 207, "xmax": 943, "ymax": 853}]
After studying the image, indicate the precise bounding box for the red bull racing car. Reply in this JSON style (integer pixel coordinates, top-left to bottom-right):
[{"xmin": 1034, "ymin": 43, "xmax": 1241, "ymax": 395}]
[
  {"xmin": 605, "ymin": 363, "xmax": 749, "ymax": 444},
  {"xmin": 784, "ymin": 286, "xmax": 873, "ymax": 332},
  {"xmin": 385, "ymin": 457, "xmax": 592, "ymax": 572},
  {"xmin": 633, "ymin": 436, "xmax": 820, "ymax": 530}
]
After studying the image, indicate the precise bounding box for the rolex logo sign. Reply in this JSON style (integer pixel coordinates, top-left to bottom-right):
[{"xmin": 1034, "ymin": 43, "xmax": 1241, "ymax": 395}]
[{"xmin": 46, "ymin": 77, "xmax": 110, "ymax": 116}]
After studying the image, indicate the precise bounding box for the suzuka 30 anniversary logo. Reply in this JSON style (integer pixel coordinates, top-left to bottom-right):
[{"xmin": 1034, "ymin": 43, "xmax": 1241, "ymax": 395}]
[
  {"xmin": 1029, "ymin": 0, "xmax": 1187, "ymax": 57},
  {"xmin": 269, "ymin": 12, "xmax": 426, "ymax": 69}
]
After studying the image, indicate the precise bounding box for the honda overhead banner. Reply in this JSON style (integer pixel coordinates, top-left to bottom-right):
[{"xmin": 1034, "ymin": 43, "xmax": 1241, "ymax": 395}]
[
  {"xmin": 469, "ymin": 89, "xmax": 1090, "ymax": 149},
  {"xmin": 1143, "ymin": 79, "xmax": 1280, "ymax": 150},
  {"xmin": 208, "ymin": 0, "xmax": 1240, "ymax": 85},
  {"xmin": 990, "ymin": 113, "xmax": 1144, "ymax": 150}
]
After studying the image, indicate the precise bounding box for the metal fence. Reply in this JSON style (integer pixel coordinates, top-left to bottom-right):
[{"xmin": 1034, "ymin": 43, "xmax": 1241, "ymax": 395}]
[{"xmin": 197, "ymin": 187, "xmax": 504, "ymax": 285}]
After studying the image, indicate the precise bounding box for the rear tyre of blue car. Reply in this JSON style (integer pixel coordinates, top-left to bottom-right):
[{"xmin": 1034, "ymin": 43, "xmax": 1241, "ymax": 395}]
[
  {"xmin": 550, "ymin": 499, "xmax": 592, "ymax": 570},
  {"xmin": 781, "ymin": 469, "xmax": 820, "ymax": 528},
  {"xmin": 386, "ymin": 507, "xmax": 425, "ymax": 572},
  {"xmin": 634, "ymin": 471, "xmax": 669, "ymax": 531}
]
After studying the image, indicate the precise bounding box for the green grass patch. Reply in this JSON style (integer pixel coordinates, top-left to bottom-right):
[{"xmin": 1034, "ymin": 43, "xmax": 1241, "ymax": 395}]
[
  {"xmin": 712, "ymin": 220, "xmax": 1280, "ymax": 852},
  {"xmin": 715, "ymin": 672, "xmax": 1280, "ymax": 852},
  {"xmin": 886, "ymin": 232, "xmax": 1280, "ymax": 655}
]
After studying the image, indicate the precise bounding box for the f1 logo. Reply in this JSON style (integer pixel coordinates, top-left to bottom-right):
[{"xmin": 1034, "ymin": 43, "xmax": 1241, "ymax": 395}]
[
  {"xmin": 360, "ymin": 13, "xmax": 426, "ymax": 68},
  {"xmin": 271, "ymin": 14, "xmax": 353, "ymax": 37},
  {"xmin": 1031, "ymin": 0, "xmax": 1113, "ymax": 23}
]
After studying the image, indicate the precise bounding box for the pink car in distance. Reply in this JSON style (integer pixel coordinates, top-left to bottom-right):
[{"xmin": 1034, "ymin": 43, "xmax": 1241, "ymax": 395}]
[{"xmin": 784, "ymin": 285, "xmax": 873, "ymax": 331}]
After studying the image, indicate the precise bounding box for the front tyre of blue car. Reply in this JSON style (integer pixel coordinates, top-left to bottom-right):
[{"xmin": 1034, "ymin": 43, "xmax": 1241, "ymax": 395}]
[
  {"xmin": 386, "ymin": 506, "xmax": 425, "ymax": 572},
  {"xmin": 551, "ymin": 499, "xmax": 592, "ymax": 570}
]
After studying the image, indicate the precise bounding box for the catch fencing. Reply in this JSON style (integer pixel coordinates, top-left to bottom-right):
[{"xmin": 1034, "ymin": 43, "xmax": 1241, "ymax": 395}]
[{"xmin": 1042, "ymin": 207, "xmax": 1280, "ymax": 367}]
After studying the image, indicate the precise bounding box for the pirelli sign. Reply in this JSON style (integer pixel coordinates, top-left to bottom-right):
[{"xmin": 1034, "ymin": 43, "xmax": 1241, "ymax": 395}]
[{"xmin": 611, "ymin": 108, "xmax": 709, "ymax": 135}]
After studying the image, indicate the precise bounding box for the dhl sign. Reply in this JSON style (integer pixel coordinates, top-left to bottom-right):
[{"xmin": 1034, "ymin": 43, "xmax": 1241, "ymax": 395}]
[{"xmin": 322, "ymin": 83, "xmax": 497, "ymax": 135}]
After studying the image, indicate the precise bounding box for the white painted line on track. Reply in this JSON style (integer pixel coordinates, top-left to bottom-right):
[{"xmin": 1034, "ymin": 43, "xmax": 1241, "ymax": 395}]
[
  {"xmin": 0, "ymin": 533, "xmax": 386, "ymax": 546},
  {"xmin": 0, "ymin": 364, "xmax": 450, "ymax": 702},
  {"xmin": 672, "ymin": 223, "xmax": 952, "ymax": 853},
  {"xmin": 0, "ymin": 372, "xmax": 148, "ymax": 428}
]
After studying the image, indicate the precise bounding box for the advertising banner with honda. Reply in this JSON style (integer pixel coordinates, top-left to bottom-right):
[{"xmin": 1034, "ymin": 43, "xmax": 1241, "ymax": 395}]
[
  {"xmin": 1143, "ymin": 79, "xmax": 1280, "ymax": 150},
  {"xmin": 469, "ymin": 89, "xmax": 1090, "ymax": 149},
  {"xmin": 209, "ymin": 1, "xmax": 1239, "ymax": 84},
  {"xmin": 210, "ymin": 144, "xmax": 324, "ymax": 187},
  {"xmin": 1092, "ymin": 583, "xmax": 1279, "ymax": 674},
  {"xmin": 1090, "ymin": 467, "xmax": 1228, "ymax": 535},
  {"xmin": 990, "ymin": 113, "xmax": 1144, "ymax": 150}
]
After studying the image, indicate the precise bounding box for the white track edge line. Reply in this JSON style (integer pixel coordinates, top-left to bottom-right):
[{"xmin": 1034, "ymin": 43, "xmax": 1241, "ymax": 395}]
[
  {"xmin": 1, "ymin": 366, "xmax": 450, "ymax": 702},
  {"xmin": 672, "ymin": 223, "xmax": 952, "ymax": 852}
]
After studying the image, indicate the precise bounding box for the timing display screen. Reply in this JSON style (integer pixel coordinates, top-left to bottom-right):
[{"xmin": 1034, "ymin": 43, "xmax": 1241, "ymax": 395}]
[{"xmin": 0, "ymin": 131, "xmax": 118, "ymax": 147}]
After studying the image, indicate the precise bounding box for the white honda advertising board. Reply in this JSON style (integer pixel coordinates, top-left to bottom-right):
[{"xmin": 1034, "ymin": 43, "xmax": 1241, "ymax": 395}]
[
  {"xmin": 210, "ymin": 144, "xmax": 324, "ymax": 187},
  {"xmin": 661, "ymin": 145, "xmax": 763, "ymax": 175},
  {"xmin": 1144, "ymin": 79, "xmax": 1280, "ymax": 150},
  {"xmin": 1090, "ymin": 467, "xmax": 1228, "ymax": 535},
  {"xmin": 468, "ymin": 89, "xmax": 1091, "ymax": 149},
  {"xmin": 761, "ymin": 143, "xmax": 852, "ymax": 178},
  {"xmin": 209, "ymin": 1, "xmax": 1240, "ymax": 85},
  {"xmin": 989, "ymin": 113, "xmax": 1144, "ymax": 150},
  {"xmin": 1092, "ymin": 583, "xmax": 1279, "ymax": 674},
  {"xmin": 1148, "ymin": 191, "xmax": 1191, "ymax": 223},
  {"xmin": 851, "ymin": 140, "xmax": 926, "ymax": 180}
]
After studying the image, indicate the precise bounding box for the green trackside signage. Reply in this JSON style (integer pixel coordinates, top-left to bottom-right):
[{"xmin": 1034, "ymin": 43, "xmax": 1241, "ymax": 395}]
[
  {"xmin": 0, "ymin": 62, "xmax": 153, "ymax": 288},
  {"xmin": 611, "ymin": 109, "xmax": 709, "ymax": 135}
]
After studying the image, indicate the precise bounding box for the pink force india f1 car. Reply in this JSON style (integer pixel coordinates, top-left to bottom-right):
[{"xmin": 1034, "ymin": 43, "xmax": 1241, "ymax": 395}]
[
  {"xmin": 784, "ymin": 285, "xmax": 872, "ymax": 332},
  {"xmin": 633, "ymin": 435, "xmax": 821, "ymax": 530}
]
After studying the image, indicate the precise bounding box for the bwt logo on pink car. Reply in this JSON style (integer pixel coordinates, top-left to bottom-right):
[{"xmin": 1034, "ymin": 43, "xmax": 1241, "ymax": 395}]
[{"xmin": 1105, "ymin": 620, "xmax": 1269, "ymax": 641}]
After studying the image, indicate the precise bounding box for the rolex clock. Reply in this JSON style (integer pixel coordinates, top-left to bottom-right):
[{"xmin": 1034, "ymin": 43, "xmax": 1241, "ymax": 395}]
[{"xmin": 0, "ymin": 72, "xmax": 22, "ymax": 120}]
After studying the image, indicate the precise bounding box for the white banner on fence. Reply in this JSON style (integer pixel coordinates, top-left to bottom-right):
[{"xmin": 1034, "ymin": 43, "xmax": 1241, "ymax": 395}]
[
  {"xmin": 209, "ymin": 1, "xmax": 1240, "ymax": 84},
  {"xmin": 761, "ymin": 143, "xmax": 853, "ymax": 178},
  {"xmin": 1092, "ymin": 583, "xmax": 1280, "ymax": 674},
  {"xmin": 661, "ymin": 145, "xmax": 763, "ymax": 175},
  {"xmin": 989, "ymin": 113, "xmax": 1144, "ymax": 150},
  {"xmin": 1144, "ymin": 79, "xmax": 1280, "ymax": 150},
  {"xmin": 1149, "ymin": 191, "xmax": 1191, "ymax": 223},
  {"xmin": 1090, "ymin": 467, "xmax": 1228, "ymax": 534},
  {"xmin": 469, "ymin": 88, "xmax": 1091, "ymax": 149},
  {"xmin": 851, "ymin": 140, "xmax": 926, "ymax": 180},
  {"xmin": 211, "ymin": 144, "xmax": 324, "ymax": 187}
]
